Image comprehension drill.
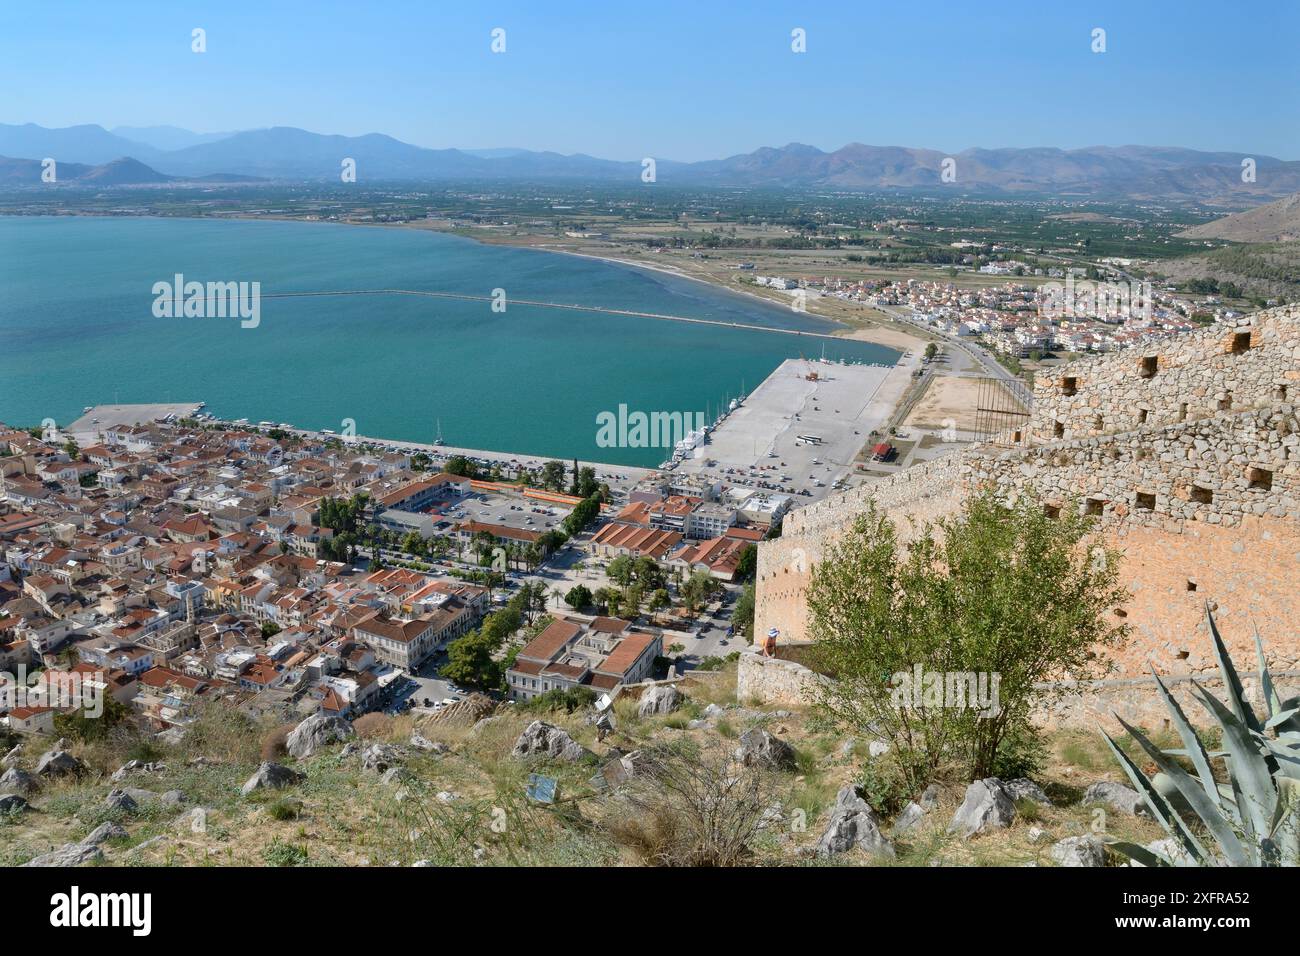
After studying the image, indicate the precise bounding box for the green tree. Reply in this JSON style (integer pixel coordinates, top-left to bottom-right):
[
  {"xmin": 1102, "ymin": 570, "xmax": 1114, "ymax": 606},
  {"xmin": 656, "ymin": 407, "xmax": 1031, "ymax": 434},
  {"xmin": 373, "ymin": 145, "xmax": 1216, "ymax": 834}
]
[
  {"xmin": 565, "ymin": 584, "xmax": 593, "ymax": 609},
  {"xmin": 624, "ymin": 582, "xmax": 645, "ymax": 618},
  {"xmin": 562, "ymin": 495, "xmax": 600, "ymax": 536},
  {"xmin": 53, "ymin": 694, "xmax": 132, "ymax": 743},
  {"xmin": 805, "ymin": 493, "xmax": 1129, "ymax": 789},
  {"xmin": 441, "ymin": 629, "xmax": 502, "ymax": 689},
  {"xmin": 733, "ymin": 581, "xmax": 755, "ymax": 641},
  {"xmin": 444, "ymin": 455, "xmax": 478, "ymax": 479},
  {"xmin": 733, "ymin": 545, "xmax": 757, "ymax": 583},
  {"xmin": 540, "ymin": 460, "xmax": 567, "ymax": 492},
  {"xmin": 632, "ymin": 556, "xmax": 665, "ymax": 590},
  {"xmin": 606, "ymin": 554, "xmax": 634, "ymax": 587},
  {"xmin": 680, "ymin": 570, "xmax": 721, "ymax": 612},
  {"xmin": 648, "ymin": 588, "xmax": 671, "ymax": 621}
]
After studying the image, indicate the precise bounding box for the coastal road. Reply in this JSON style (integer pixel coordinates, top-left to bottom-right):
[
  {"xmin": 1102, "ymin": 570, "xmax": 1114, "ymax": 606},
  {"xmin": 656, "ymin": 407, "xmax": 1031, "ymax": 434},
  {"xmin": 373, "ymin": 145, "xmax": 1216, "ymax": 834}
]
[{"xmin": 875, "ymin": 303, "xmax": 1022, "ymax": 388}]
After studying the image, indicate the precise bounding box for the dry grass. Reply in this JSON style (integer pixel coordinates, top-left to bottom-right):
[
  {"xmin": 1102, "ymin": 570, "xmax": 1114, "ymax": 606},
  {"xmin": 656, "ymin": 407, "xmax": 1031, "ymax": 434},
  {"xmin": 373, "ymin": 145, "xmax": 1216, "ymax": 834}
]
[{"xmin": 0, "ymin": 662, "xmax": 1186, "ymax": 867}]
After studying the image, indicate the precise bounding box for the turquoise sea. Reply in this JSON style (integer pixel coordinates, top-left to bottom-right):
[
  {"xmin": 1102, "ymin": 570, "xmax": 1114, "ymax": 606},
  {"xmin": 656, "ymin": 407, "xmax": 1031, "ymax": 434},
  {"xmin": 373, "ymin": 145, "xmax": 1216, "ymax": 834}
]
[{"xmin": 0, "ymin": 216, "xmax": 899, "ymax": 466}]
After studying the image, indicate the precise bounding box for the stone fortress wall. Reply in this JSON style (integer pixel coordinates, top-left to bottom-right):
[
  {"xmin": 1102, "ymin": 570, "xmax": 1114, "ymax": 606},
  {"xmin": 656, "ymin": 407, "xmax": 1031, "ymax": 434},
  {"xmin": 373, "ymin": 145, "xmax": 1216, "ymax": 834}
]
[
  {"xmin": 754, "ymin": 305, "xmax": 1300, "ymax": 721},
  {"xmin": 1032, "ymin": 306, "xmax": 1299, "ymax": 442}
]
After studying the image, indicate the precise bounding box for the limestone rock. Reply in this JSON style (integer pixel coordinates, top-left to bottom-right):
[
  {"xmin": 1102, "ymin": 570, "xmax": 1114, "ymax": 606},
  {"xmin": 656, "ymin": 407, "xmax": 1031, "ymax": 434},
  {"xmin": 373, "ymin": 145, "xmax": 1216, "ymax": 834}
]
[
  {"xmin": 638, "ymin": 684, "xmax": 683, "ymax": 717},
  {"xmin": 816, "ymin": 785, "xmax": 896, "ymax": 858},
  {"xmin": 361, "ymin": 743, "xmax": 405, "ymax": 774},
  {"xmin": 175, "ymin": 807, "xmax": 211, "ymax": 832},
  {"xmin": 23, "ymin": 843, "xmax": 104, "ymax": 867},
  {"xmin": 240, "ymin": 762, "xmax": 305, "ymax": 796},
  {"xmin": 1050, "ymin": 835, "xmax": 1109, "ymax": 867},
  {"xmin": 511, "ymin": 721, "xmax": 590, "ymax": 763},
  {"xmin": 35, "ymin": 748, "xmax": 85, "ymax": 779},
  {"xmin": 409, "ymin": 734, "xmax": 447, "ymax": 754},
  {"xmin": 286, "ymin": 713, "xmax": 355, "ymax": 759},
  {"xmin": 1, "ymin": 744, "xmax": 21, "ymax": 769},
  {"xmin": 1005, "ymin": 778, "xmax": 1052, "ymax": 806},
  {"xmin": 919, "ymin": 783, "xmax": 942, "ymax": 811},
  {"xmin": 735, "ymin": 728, "xmax": 797, "ymax": 771},
  {"xmin": 1083, "ymin": 781, "xmax": 1149, "ymax": 817},
  {"xmin": 104, "ymin": 788, "xmax": 139, "ymax": 813},
  {"xmin": 111, "ymin": 759, "xmax": 167, "ymax": 782},
  {"xmin": 892, "ymin": 800, "xmax": 926, "ymax": 835},
  {"xmin": 83, "ymin": 821, "xmax": 129, "ymax": 846},
  {"xmin": 947, "ymin": 778, "xmax": 1017, "ymax": 838},
  {"xmin": 0, "ymin": 793, "xmax": 29, "ymax": 813},
  {"xmin": 0, "ymin": 766, "xmax": 38, "ymax": 795}
]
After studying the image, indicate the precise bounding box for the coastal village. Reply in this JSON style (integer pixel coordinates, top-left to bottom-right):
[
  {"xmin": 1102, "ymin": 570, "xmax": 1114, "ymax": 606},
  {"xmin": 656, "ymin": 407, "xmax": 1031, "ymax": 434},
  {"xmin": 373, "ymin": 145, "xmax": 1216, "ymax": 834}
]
[
  {"xmin": 754, "ymin": 268, "xmax": 1251, "ymax": 359},
  {"xmin": 0, "ymin": 413, "xmax": 779, "ymax": 738}
]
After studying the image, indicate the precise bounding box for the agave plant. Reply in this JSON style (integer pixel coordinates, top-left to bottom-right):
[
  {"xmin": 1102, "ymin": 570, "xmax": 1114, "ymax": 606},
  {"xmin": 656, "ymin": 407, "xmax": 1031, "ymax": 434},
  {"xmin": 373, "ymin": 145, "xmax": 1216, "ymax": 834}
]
[{"xmin": 1099, "ymin": 606, "xmax": 1300, "ymax": 866}]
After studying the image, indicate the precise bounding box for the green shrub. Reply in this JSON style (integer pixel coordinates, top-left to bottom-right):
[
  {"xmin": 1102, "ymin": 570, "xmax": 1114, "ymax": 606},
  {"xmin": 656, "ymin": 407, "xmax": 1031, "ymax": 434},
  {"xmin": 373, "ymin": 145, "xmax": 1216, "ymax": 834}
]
[
  {"xmin": 856, "ymin": 758, "xmax": 912, "ymax": 818},
  {"xmin": 517, "ymin": 686, "xmax": 597, "ymax": 714},
  {"xmin": 262, "ymin": 838, "xmax": 309, "ymax": 867},
  {"xmin": 267, "ymin": 798, "xmax": 302, "ymax": 821}
]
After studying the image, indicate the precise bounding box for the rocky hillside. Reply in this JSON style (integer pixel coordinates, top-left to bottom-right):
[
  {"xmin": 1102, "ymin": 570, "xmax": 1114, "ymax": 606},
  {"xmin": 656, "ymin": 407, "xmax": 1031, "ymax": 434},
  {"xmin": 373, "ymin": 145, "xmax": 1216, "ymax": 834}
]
[
  {"xmin": 0, "ymin": 666, "xmax": 1172, "ymax": 868},
  {"xmin": 1179, "ymin": 192, "xmax": 1300, "ymax": 242}
]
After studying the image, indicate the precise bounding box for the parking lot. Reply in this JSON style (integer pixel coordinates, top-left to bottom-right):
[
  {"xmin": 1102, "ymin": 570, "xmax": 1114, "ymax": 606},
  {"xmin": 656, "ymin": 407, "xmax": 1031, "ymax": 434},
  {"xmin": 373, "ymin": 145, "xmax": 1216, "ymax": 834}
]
[
  {"xmin": 377, "ymin": 652, "xmax": 470, "ymax": 714},
  {"xmin": 442, "ymin": 490, "xmax": 569, "ymax": 536}
]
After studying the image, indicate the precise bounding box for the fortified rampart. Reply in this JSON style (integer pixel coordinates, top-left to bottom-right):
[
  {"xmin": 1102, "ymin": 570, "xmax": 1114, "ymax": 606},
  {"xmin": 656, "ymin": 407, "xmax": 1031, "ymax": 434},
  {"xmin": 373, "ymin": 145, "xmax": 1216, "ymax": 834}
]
[
  {"xmin": 1032, "ymin": 306, "xmax": 1299, "ymax": 442},
  {"xmin": 755, "ymin": 305, "xmax": 1300, "ymax": 722}
]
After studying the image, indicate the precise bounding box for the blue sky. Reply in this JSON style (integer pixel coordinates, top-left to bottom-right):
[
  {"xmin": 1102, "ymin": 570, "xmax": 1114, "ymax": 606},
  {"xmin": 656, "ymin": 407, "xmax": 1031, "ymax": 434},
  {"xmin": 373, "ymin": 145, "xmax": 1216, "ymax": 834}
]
[{"xmin": 3, "ymin": 0, "xmax": 1297, "ymax": 160}]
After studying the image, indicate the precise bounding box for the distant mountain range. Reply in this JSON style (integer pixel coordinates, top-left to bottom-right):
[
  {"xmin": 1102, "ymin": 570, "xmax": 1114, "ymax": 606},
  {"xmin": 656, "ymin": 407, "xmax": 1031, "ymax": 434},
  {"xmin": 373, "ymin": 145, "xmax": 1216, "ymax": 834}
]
[
  {"xmin": 2, "ymin": 122, "xmax": 1297, "ymax": 202},
  {"xmin": 0, "ymin": 153, "xmax": 259, "ymax": 186}
]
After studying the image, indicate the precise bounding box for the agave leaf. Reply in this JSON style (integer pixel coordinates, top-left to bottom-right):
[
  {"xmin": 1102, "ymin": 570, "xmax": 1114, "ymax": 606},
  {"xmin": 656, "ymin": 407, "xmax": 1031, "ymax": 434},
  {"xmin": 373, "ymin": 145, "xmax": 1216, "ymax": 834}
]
[
  {"xmin": 1103, "ymin": 838, "xmax": 1170, "ymax": 868},
  {"xmin": 1115, "ymin": 714, "xmax": 1248, "ymax": 865},
  {"xmin": 1228, "ymin": 771, "xmax": 1257, "ymax": 847},
  {"xmin": 1274, "ymin": 698, "xmax": 1300, "ymax": 736},
  {"xmin": 1265, "ymin": 708, "xmax": 1300, "ymax": 731},
  {"xmin": 1269, "ymin": 778, "xmax": 1300, "ymax": 867},
  {"xmin": 1099, "ymin": 727, "xmax": 1209, "ymax": 863},
  {"xmin": 1150, "ymin": 668, "xmax": 1221, "ymax": 810},
  {"xmin": 1264, "ymin": 742, "xmax": 1300, "ymax": 781},
  {"xmin": 1164, "ymin": 748, "xmax": 1229, "ymax": 759},
  {"xmin": 1205, "ymin": 605, "xmax": 1262, "ymax": 734},
  {"xmin": 1255, "ymin": 625, "xmax": 1281, "ymax": 720},
  {"xmin": 1192, "ymin": 682, "xmax": 1277, "ymax": 839}
]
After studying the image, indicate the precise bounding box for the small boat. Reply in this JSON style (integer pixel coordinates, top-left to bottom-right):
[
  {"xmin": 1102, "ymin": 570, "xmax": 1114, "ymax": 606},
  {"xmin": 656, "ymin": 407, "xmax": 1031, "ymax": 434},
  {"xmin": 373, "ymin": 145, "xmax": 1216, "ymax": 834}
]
[{"xmin": 434, "ymin": 419, "xmax": 445, "ymax": 446}]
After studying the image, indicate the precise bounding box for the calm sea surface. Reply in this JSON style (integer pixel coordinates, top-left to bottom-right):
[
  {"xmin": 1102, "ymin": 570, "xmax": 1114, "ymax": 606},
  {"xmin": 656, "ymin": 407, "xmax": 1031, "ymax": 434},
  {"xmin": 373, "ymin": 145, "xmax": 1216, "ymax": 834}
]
[{"xmin": 0, "ymin": 216, "xmax": 899, "ymax": 466}]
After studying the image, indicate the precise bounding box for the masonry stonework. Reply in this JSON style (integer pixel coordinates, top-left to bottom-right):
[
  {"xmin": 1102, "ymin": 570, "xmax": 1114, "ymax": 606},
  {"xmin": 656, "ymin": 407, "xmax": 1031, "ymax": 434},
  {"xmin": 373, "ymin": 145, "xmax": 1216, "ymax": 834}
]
[{"xmin": 755, "ymin": 305, "xmax": 1300, "ymax": 724}]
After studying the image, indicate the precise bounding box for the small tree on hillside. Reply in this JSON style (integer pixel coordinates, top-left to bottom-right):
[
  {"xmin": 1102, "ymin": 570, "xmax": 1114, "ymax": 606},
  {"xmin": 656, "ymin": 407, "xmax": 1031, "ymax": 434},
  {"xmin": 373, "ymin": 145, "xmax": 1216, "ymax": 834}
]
[{"xmin": 806, "ymin": 492, "xmax": 1129, "ymax": 789}]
